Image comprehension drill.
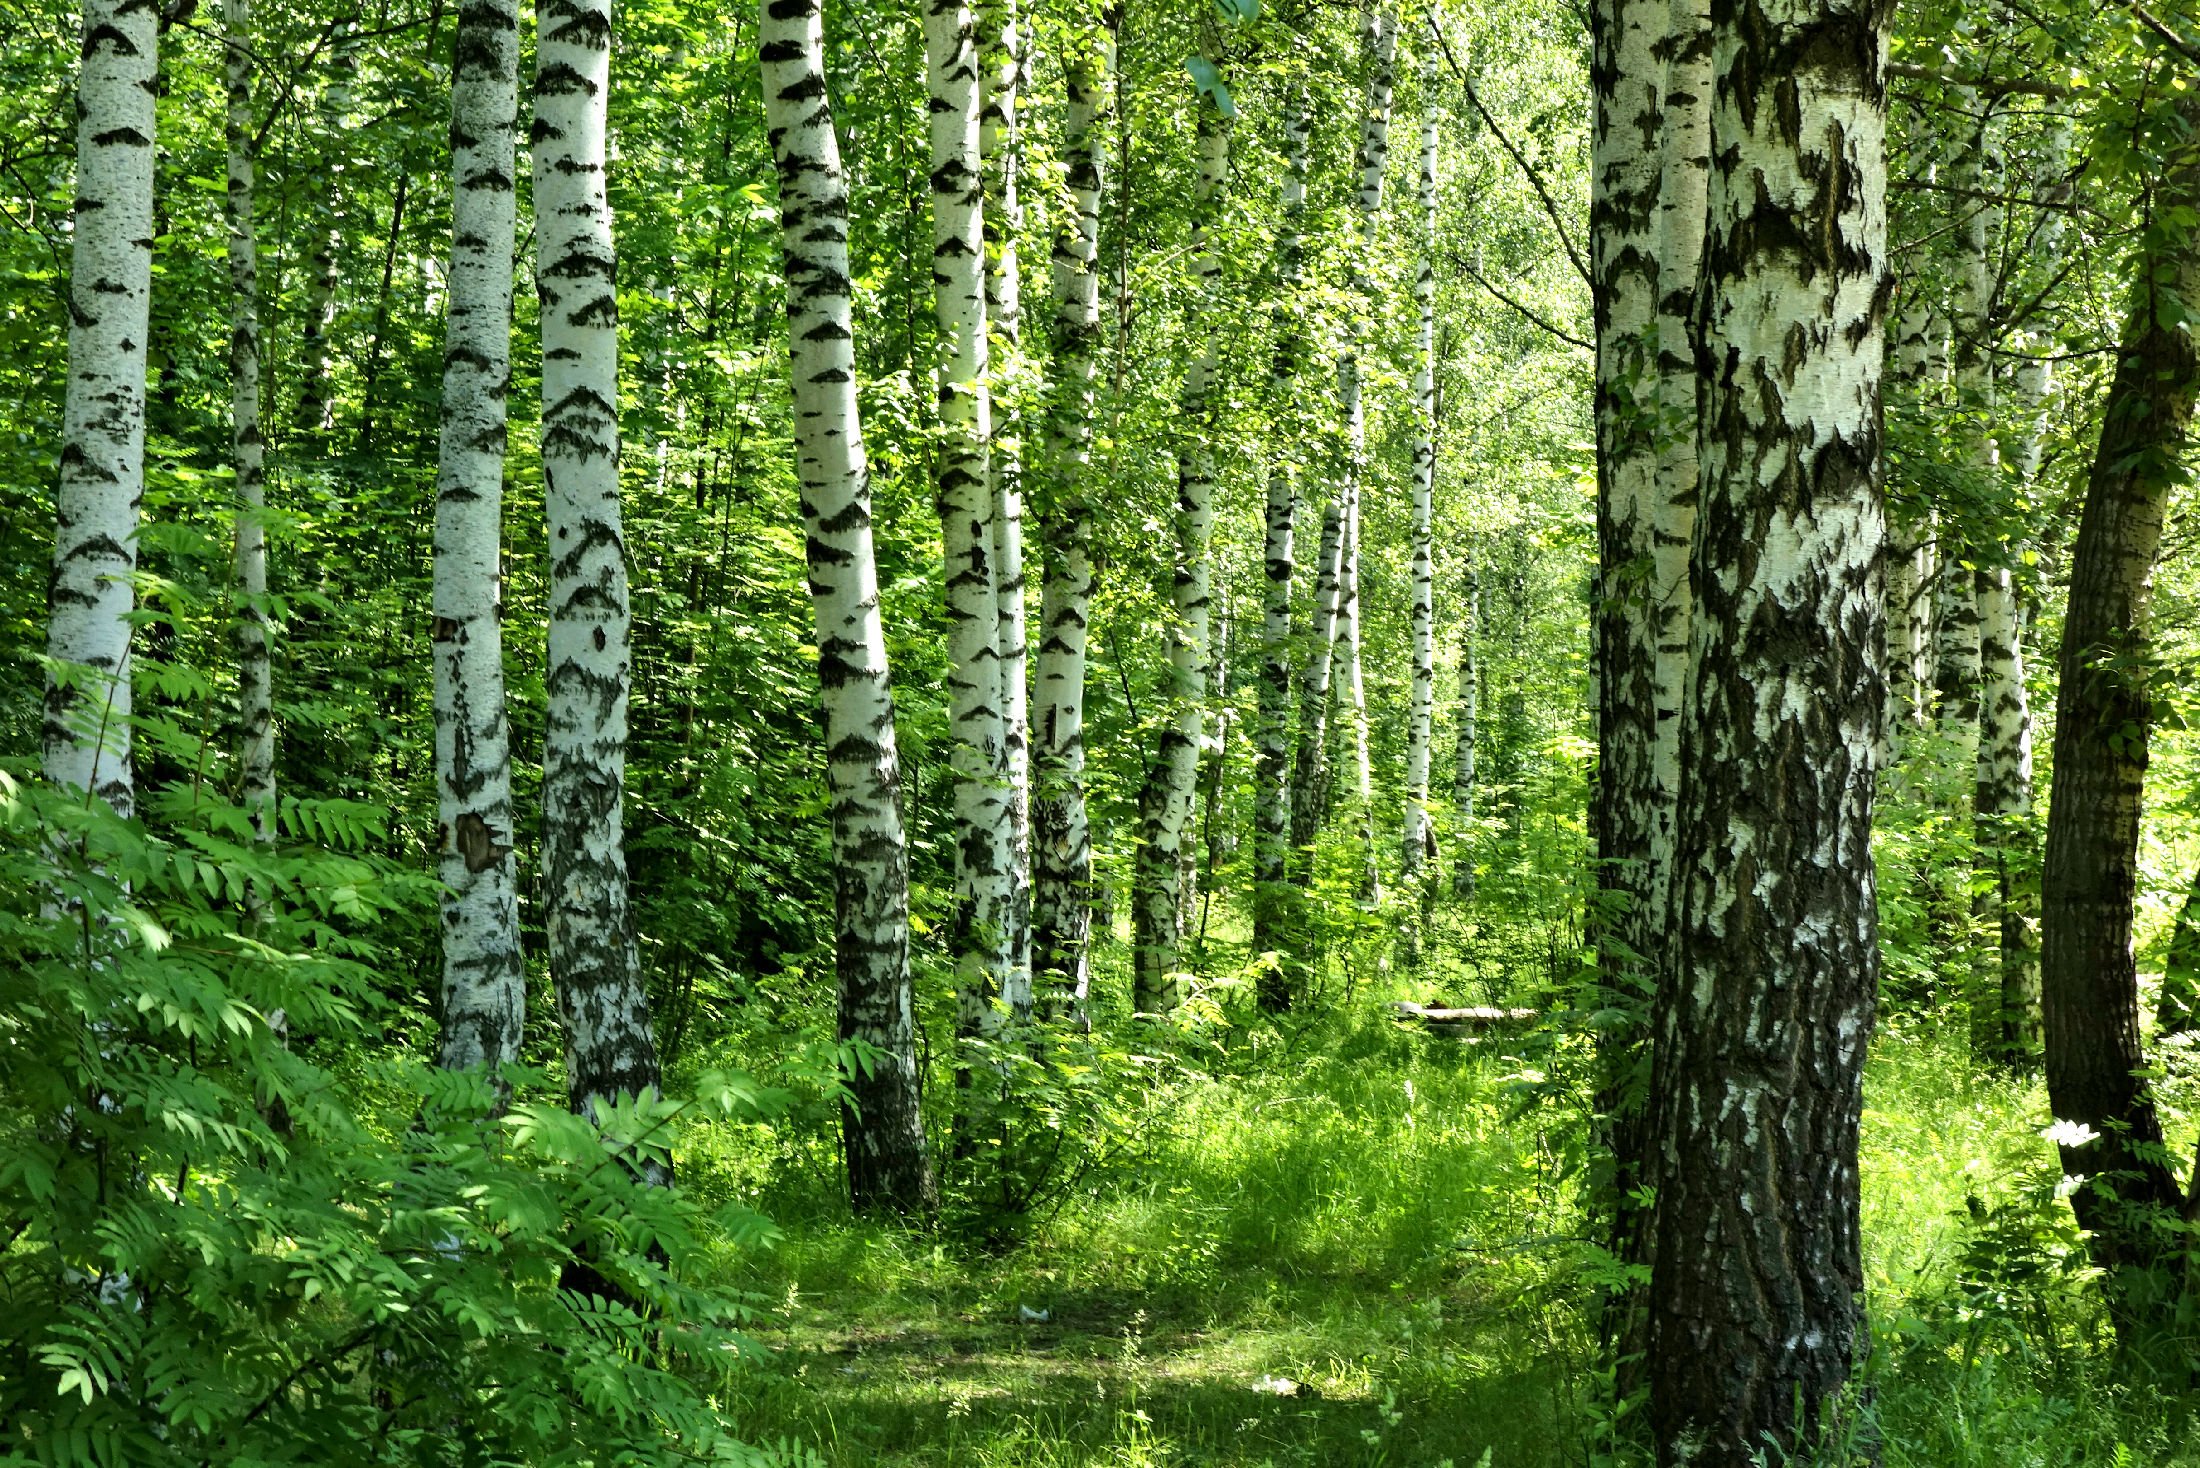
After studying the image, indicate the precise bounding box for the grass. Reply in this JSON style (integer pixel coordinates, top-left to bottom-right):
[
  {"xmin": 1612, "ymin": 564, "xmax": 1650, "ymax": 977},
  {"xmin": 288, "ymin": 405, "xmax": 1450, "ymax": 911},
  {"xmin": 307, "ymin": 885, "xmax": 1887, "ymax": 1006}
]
[{"xmin": 691, "ymin": 1003, "xmax": 2200, "ymax": 1467}]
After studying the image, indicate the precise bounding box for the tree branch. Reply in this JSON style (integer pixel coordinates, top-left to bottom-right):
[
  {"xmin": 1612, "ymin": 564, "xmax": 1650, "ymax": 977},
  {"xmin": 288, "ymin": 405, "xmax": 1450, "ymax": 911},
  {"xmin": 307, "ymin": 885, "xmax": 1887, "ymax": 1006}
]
[
  {"xmin": 1423, "ymin": 7, "xmax": 1592, "ymax": 291},
  {"xmin": 1887, "ymin": 60, "xmax": 2072, "ymax": 99},
  {"xmin": 1447, "ymin": 252, "xmax": 1591, "ymax": 349}
]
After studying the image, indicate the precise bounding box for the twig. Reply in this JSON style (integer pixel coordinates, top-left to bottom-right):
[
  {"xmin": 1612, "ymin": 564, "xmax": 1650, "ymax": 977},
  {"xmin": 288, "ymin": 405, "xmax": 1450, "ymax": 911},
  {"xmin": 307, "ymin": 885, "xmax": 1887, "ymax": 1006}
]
[
  {"xmin": 1424, "ymin": 7, "xmax": 1591, "ymax": 290},
  {"xmin": 1449, "ymin": 252, "xmax": 1591, "ymax": 350},
  {"xmin": 1887, "ymin": 60, "xmax": 2072, "ymax": 99}
]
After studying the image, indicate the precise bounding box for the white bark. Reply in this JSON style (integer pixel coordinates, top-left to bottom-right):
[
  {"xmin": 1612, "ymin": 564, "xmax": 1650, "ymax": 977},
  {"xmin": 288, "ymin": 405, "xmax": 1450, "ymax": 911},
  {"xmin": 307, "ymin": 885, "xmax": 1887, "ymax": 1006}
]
[
  {"xmin": 761, "ymin": 0, "xmax": 934, "ymax": 1211},
  {"xmin": 47, "ymin": 0, "xmax": 156, "ymax": 824},
  {"xmin": 432, "ymin": 0, "xmax": 525, "ymax": 1077},
  {"xmin": 535, "ymin": 0, "xmax": 658, "ymax": 1115},
  {"xmin": 1253, "ymin": 84, "xmax": 1310, "ymax": 966},
  {"xmin": 1401, "ymin": 77, "xmax": 1439, "ymax": 894},
  {"xmin": 924, "ymin": 0, "xmax": 1016, "ymax": 1036},
  {"xmin": 1032, "ymin": 22, "xmax": 1110, "ymax": 1020},
  {"xmin": 1133, "ymin": 107, "xmax": 1227, "ymax": 1014},
  {"xmin": 979, "ymin": 0, "xmax": 1032, "ymax": 1015},
  {"xmin": 224, "ymin": 0, "xmax": 273, "ymax": 840}
]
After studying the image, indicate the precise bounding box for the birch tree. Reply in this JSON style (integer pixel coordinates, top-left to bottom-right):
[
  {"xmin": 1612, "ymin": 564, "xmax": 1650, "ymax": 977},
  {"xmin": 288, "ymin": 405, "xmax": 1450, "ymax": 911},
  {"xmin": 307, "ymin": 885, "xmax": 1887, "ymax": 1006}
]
[
  {"xmin": 761, "ymin": 0, "xmax": 935, "ymax": 1214},
  {"xmin": 1253, "ymin": 84, "xmax": 1310, "ymax": 992},
  {"xmin": 223, "ymin": 0, "xmax": 272, "ymax": 841},
  {"xmin": 431, "ymin": 0, "xmax": 526, "ymax": 1077},
  {"xmin": 924, "ymin": 0, "xmax": 1018, "ymax": 1036},
  {"xmin": 1399, "ymin": 70, "xmax": 1440, "ymax": 913},
  {"xmin": 1644, "ymin": 0, "xmax": 1889, "ymax": 1454},
  {"xmin": 979, "ymin": 0, "xmax": 1033, "ymax": 1009},
  {"xmin": 1132, "ymin": 102, "xmax": 1227, "ymax": 1015},
  {"xmin": 1032, "ymin": 20, "xmax": 1110, "ymax": 1021}
]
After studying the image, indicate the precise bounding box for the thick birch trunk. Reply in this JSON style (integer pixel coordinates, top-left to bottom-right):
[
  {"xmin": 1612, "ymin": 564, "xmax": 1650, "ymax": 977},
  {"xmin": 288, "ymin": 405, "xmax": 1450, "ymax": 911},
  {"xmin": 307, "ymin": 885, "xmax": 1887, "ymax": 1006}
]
[
  {"xmin": 979, "ymin": 0, "xmax": 1033, "ymax": 1016},
  {"xmin": 1400, "ymin": 80, "xmax": 1439, "ymax": 902},
  {"xmin": 46, "ymin": 0, "xmax": 156, "ymax": 820},
  {"xmin": 1132, "ymin": 107, "xmax": 1227, "ymax": 1014},
  {"xmin": 1032, "ymin": 23, "xmax": 1110, "ymax": 1023},
  {"xmin": 2038, "ymin": 92, "xmax": 2200, "ymax": 1344},
  {"xmin": 1644, "ymin": 0, "xmax": 1889, "ymax": 1456},
  {"xmin": 924, "ymin": 0, "xmax": 1016, "ymax": 1038},
  {"xmin": 761, "ymin": 0, "xmax": 935, "ymax": 1214},
  {"xmin": 1252, "ymin": 85, "xmax": 1310, "ymax": 986},
  {"xmin": 1451, "ymin": 555, "xmax": 1479, "ymax": 899},
  {"xmin": 432, "ymin": 0, "xmax": 526, "ymax": 1077},
  {"xmin": 535, "ymin": 0, "xmax": 660, "ymax": 1118},
  {"xmin": 224, "ymin": 0, "xmax": 273, "ymax": 840}
]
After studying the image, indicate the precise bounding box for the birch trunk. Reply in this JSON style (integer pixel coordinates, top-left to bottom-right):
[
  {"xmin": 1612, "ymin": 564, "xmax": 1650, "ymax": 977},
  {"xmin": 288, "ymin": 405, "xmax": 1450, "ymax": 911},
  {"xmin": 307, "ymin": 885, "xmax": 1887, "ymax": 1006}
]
[
  {"xmin": 2038, "ymin": 92, "xmax": 2200, "ymax": 1345},
  {"xmin": 1644, "ymin": 0, "xmax": 1889, "ymax": 1454},
  {"xmin": 294, "ymin": 20, "xmax": 356, "ymax": 438},
  {"xmin": 535, "ymin": 0, "xmax": 659, "ymax": 1118},
  {"xmin": 1336, "ymin": 7, "xmax": 1396, "ymax": 907},
  {"xmin": 924, "ymin": 0, "xmax": 1016, "ymax": 1038},
  {"xmin": 761, "ymin": 0, "xmax": 935, "ymax": 1214},
  {"xmin": 1400, "ymin": 78, "xmax": 1439, "ymax": 902},
  {"xmin": 979, "ymin": 0, "xmax": 1033, "ymax": 1016},
  {"xmin": 1973, "ymin": 563, "xmax": 2037, "ymax": 1063},
  {"xmin": 1131, "ymin": 107, "xmax": 1227, "ymax": 1015},
  {"xmin": 432, "ymin": 0, "xmax": 525, "ymax": 1077},
  {"xmin": 1451, "ymin": 555, "xmax": 1479, "ymax": 899},
  {"xmin": 1290, "ymin": 491, "xmax": 1345, "ymax": 866},
  {"xmin": 1032, "ymin": 23, "xmax": 1110, "ymax": 1023},
  {"xmin": 1252, "ymin": 85, "xmax": 1310, "ymax": 987},
  {"xmin": 224, "ymin": 0, "xmax": 273, "ymax": 840}
]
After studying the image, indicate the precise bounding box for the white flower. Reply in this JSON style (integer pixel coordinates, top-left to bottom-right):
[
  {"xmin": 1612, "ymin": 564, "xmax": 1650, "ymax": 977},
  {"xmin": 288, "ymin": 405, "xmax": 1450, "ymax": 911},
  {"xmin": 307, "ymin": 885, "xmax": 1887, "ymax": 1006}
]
[{"xmin": 2041, "ymin": 1119, "xmax": 2100, "ymax": 1149}]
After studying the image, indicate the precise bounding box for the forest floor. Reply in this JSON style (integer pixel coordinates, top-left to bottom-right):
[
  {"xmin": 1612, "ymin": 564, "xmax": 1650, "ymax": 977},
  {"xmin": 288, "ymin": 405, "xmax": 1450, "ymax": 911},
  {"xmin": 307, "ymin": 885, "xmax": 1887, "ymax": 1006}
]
[{"xmin": 704, "ymin": 1007, "xmax": 2197, "ymax": 1468}]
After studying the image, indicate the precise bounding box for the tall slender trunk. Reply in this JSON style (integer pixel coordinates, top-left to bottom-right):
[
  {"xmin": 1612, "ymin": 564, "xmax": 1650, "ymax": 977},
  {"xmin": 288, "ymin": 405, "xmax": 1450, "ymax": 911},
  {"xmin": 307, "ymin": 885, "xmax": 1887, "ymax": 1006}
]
[
  {"xmin": 1131, "ymin": 105, "xmax": 1227, "ymax": 1015},
  {"xmin": 2039, "ymin": 91, "xmax": 2200, "ymax": 1345},
  {"xmin": 431, "ymin": 0, "xmax": 525, "ymax": 1077},
  {"xmin": 1974, "ymin": 562, "xmax": 2037, "ymax": 1062},
  {"xmin": 1450, "ymin": 553, "xmax": 1479, "ymax": 899},
  {"xmin": 1644, "ymin": 0, "xmax": 1889, "ymax": 1457},
  {"xmin": 1335, "ymin": 6, "xmax": 1396, "ymax": 907},
  {"xmin": 924, "ymin": 0, "xmax": 1015, "ymax": 1038},
  {"xmin": 979, "ymin": 0, "xmax": 1033, "ymax": 1017},
  {"xmin": 224, "ymin": 0, "xmax": 273, "ymax": 840},
  {"xmin": 1032, "ymin": 19, "xmax": 1110, "ymax": 1023},
  {"xmin": 1587, "ymin": 0, "xmax": 1673, "ymax": 1366},
  {"xmin": 761, "ymin": 0, "xmax": 934, "ymax": 1214},
  {"xmin": 1290, "ymin": 492, "xmax": 1345, "ymax": 864},
  {"xmin": 294, "ymin": 20, "xmax": 356, "ymax": 438},
  {"xmin": 1400, "ymin": 73, "xmax": 1439, "ymax": 912},
  {"xmin": 1252, "ymin": 84, "xmax": 1310, "ymax": 992},
  {"xmin": 535, "ymin": 0, "xmax": 659, "ymax": 1117}
]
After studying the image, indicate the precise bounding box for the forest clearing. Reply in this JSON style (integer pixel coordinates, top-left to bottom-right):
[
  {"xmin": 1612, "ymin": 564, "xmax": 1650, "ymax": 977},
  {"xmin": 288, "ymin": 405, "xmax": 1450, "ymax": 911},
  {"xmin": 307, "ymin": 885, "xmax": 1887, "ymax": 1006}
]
[{"xmin": 6, "ymin": 0, "xmax": 2200, "ymax": 1463}]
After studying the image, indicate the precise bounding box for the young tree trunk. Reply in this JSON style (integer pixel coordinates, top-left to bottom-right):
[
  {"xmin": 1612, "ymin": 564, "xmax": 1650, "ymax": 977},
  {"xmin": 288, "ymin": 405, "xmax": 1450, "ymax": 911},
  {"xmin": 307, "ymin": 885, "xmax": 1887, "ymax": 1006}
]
[
  {"xmin": 1451, "ymin": 553, "xmax": 1479, "ymax": 899},
  {"xmin": 1399, "ymin": 76, "xmax": 1440, "ymax": 914},
  {"xmin": 760, "ymin": 0, "xmax": 935, "ymax": 1214},
  {"xmin": 45, "ymin": 0, "xmax": 157, "ymax": 819},
  {"xmin": 1290, "ymin": 492, "xmax": 1346, "ymax": 866},
  {"xmin": 1252, "ymin": 84, "xmax": 1310, "ymax": 993},
  {"xmin": 1644, "ymin": 0, "xmax": 1889, "ymax": 1458},
  {"xmin": 293, "ymin": 20, "xmax": 356, "ymax": 438},
  {"xmin": 1032, "ymin": 21, "xmax": 1111, "ymax": 1023},
  {"xmin": 431, "ymin": 0, "xmax": 526, "ymax": 1078},
  {"xmin": 1974, "ymin": 563, "xmax": 2039, "ymax": 1064},
  {"xmin": 223, "ymin": 0, "xmax": 273, "ymax": 841},
  {"xmin": 1334, "ymin": 5, "xmax": 1396, "ymax": 907},
  {"xmin": 1131, "ymin": 106, "xmax": 1227, "ymax": 1015},
  {"xmin": 979, "ymin": 0, "xmax": 1033, "ymax": 1017},
  {"xmin": 2038, "ymin": 92, "xmax": 2200, "ymax": 1345},
  {"xmin": 924, "ymin": 0, "xmax": 1016, "ymax": 1039},
  {"xmin": 535, "ymin": 0, "xmax": 660, "ymax": 1119}
]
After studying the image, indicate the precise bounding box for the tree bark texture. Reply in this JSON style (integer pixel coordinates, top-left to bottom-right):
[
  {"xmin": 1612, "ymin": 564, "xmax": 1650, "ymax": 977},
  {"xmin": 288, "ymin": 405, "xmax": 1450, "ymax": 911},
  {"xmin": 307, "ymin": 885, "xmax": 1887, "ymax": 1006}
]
[
  {"xmin": 46, "ymin": 0, "xmax": 158, "ymax": 821},
  {"xmin": 1401, "ymin": 73, "xmax": 1440, "ymax": 899},
  {"xmin": 761, "ymin": 0, "xmax": 936, "ymax": 1215},
  {"xmin": 1032, "ymin": 21, "xmax": 1110, "ymax": 1024},
  {"xmin": 535, "ymin": 0, "xmax": 661, "ymax": 1117},
  {"xmin": 1645, "ymin": 0, "xmax": 1891, "ymax": 1459},
  {"xmin": 1132, "ymin": 106, "xmax": 1227, "ymax": 1015},
  {"xmin": 2038, "ymin": 90, "xmax": 2200, "ymax": 1339},
  {"xmin": 224, "ymin": 0, "xmax": 274, "ymax": 841},
  {"xmin": 431, "ymin": 0, "xmax": 526, "ymax": 1077}
]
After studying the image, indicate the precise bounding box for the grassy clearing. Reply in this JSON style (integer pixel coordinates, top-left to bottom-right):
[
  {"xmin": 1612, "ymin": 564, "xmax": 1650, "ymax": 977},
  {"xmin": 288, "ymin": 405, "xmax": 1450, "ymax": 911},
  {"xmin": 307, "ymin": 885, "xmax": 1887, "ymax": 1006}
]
[{"xmin": 695, "ymin": 1012, "xmax": 2200, "ymax": 1467}]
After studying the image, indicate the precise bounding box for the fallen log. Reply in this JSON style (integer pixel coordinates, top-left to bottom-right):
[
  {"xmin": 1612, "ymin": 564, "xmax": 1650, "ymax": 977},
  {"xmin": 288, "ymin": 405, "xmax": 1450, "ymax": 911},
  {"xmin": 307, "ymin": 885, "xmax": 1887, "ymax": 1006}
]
[{"xmin": 1387, "ymin": 1001, "xmax": 1540, "ymax": 1036}]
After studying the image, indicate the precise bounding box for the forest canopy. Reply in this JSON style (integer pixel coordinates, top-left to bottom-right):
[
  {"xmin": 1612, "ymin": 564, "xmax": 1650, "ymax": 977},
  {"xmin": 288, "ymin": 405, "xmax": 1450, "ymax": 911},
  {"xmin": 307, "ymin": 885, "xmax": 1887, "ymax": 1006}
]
[{"xmin": 5, "ymin": 0, "xmax": 2200, "ymax": 1463}]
